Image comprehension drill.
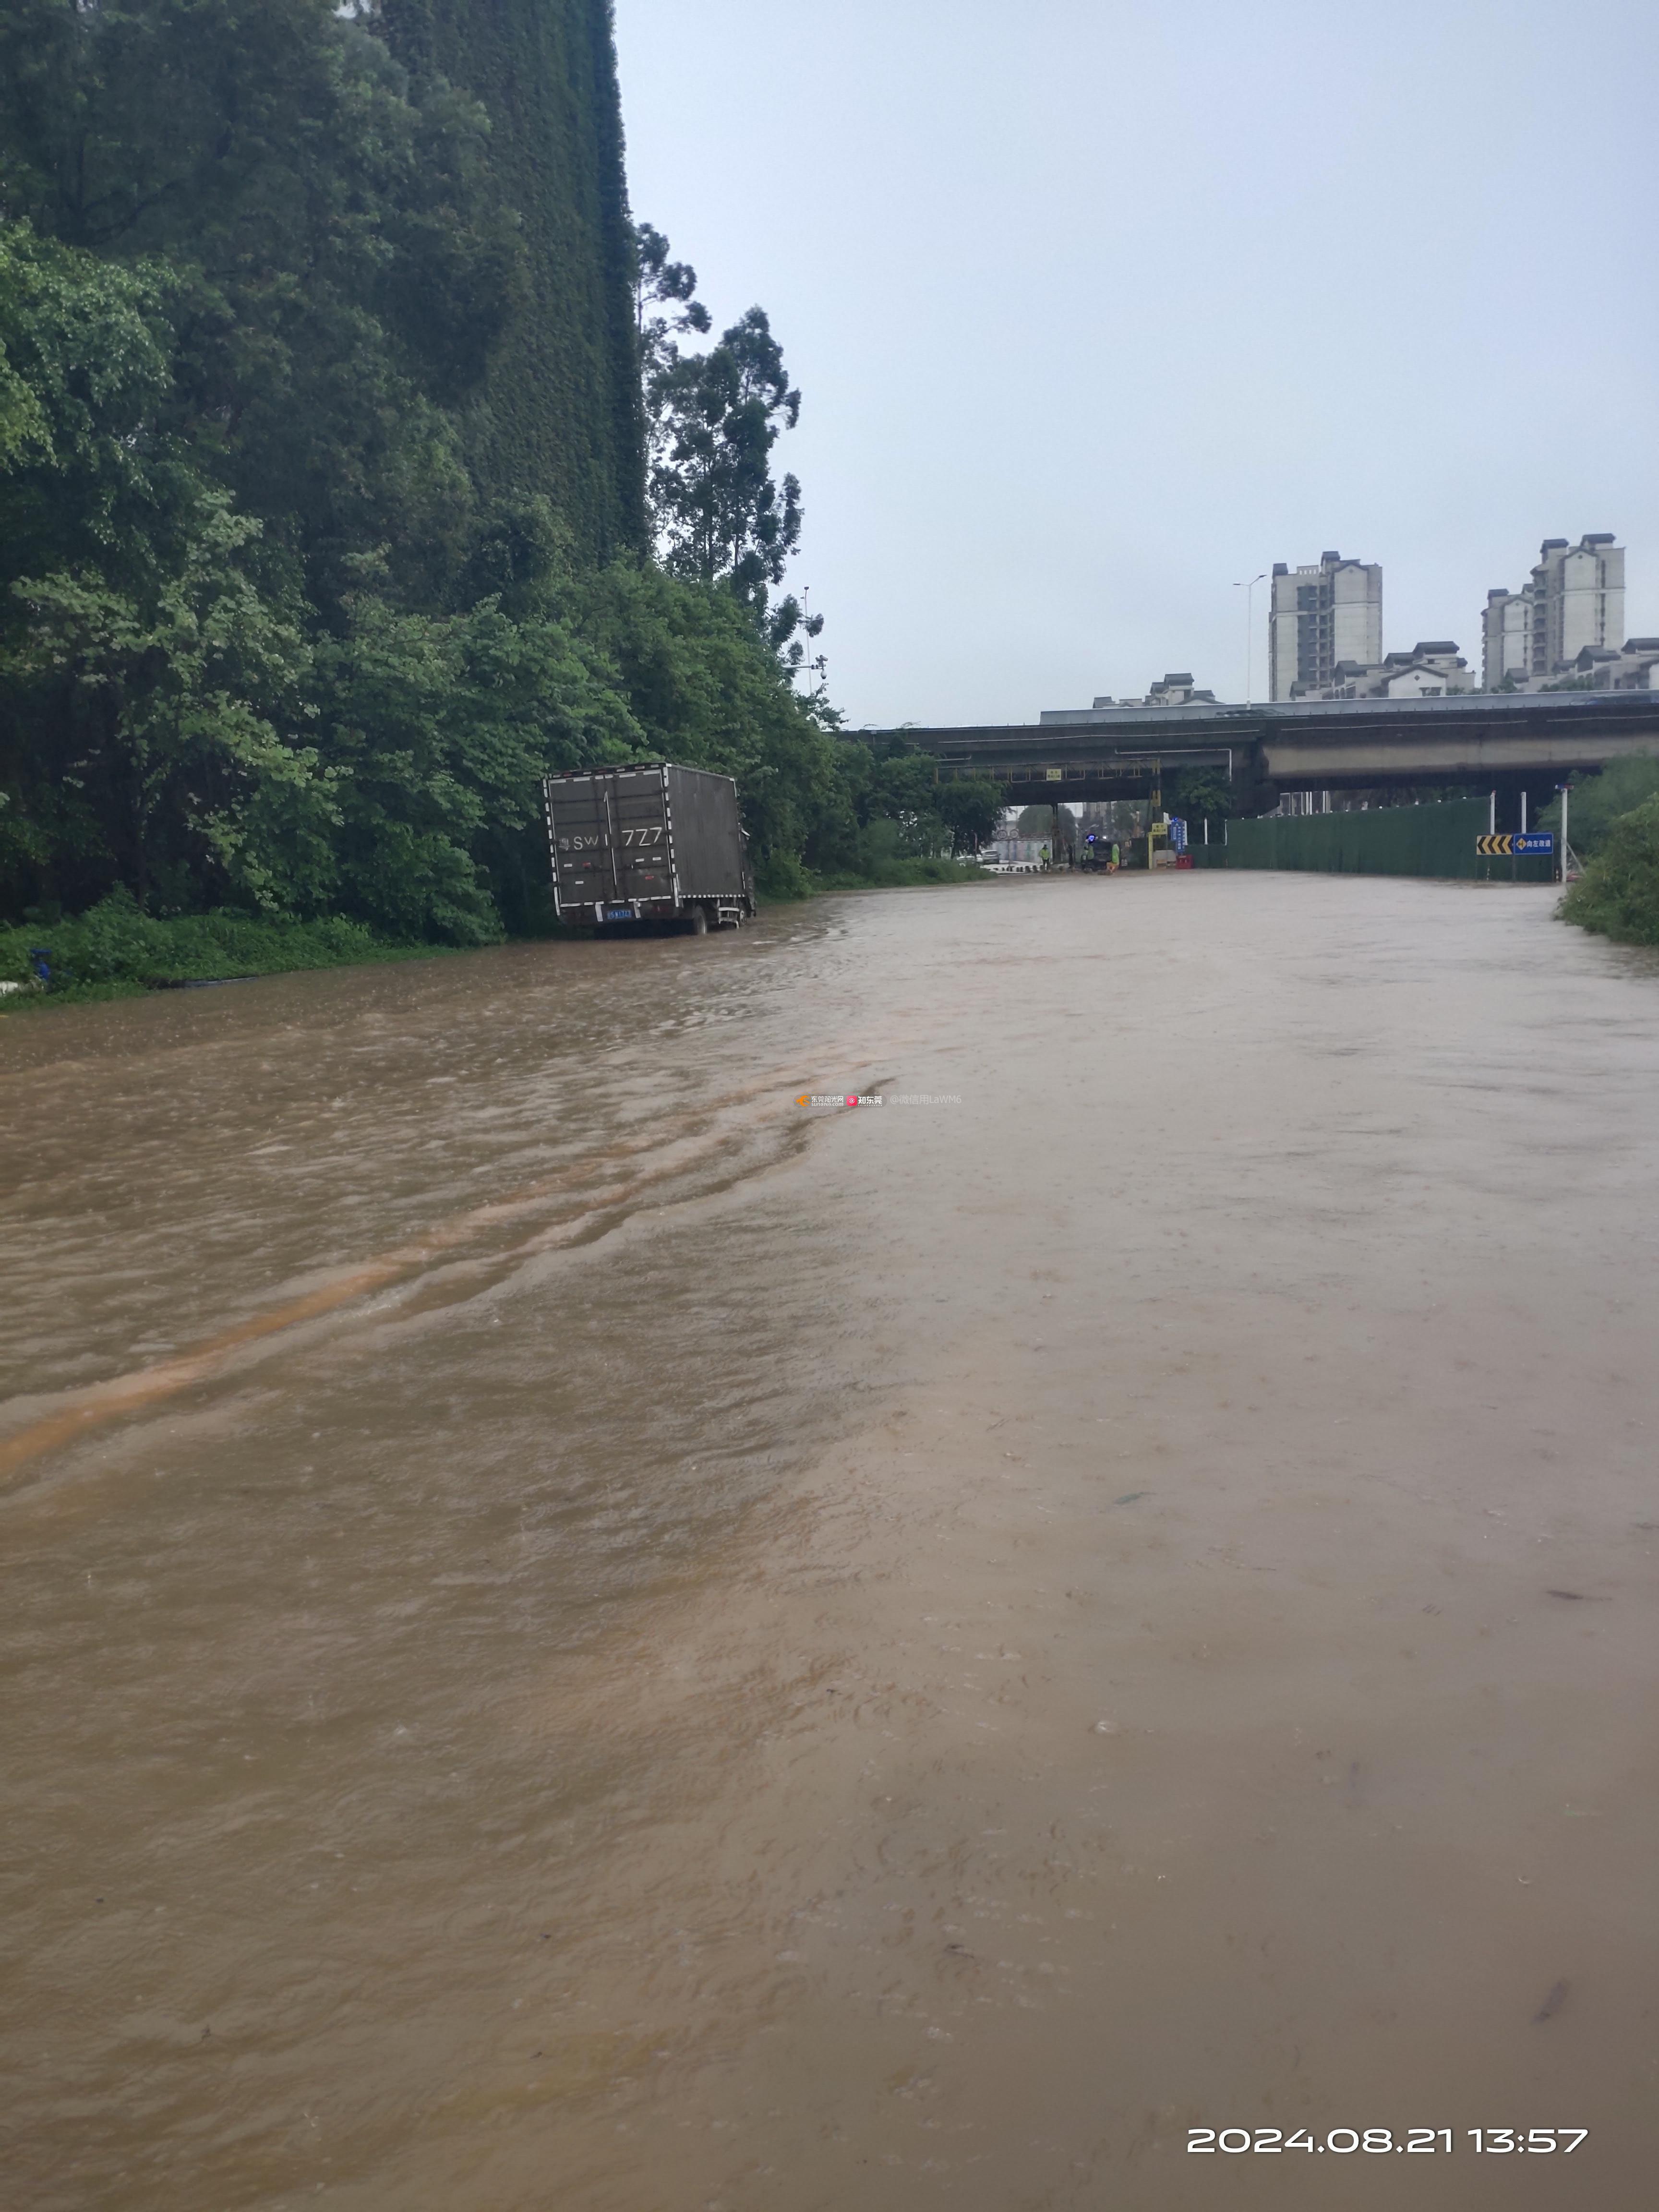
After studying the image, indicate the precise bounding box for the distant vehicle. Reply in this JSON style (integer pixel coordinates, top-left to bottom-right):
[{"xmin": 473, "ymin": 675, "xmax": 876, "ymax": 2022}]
[{"xmin": 544, "ymin": 764, "xmax": 755, "ymax": 933}]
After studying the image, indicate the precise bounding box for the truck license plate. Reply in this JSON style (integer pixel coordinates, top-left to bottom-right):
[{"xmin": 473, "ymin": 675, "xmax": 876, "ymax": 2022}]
[{"xmin": 604, "ymin": 907, "xmax": 633, "ymax": 921}]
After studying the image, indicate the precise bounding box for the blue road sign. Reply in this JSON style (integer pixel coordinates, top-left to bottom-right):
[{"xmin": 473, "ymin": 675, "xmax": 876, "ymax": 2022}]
[{"xmin": 1478, "ymin": 831, "xmax": 1556, "ymax": 858}]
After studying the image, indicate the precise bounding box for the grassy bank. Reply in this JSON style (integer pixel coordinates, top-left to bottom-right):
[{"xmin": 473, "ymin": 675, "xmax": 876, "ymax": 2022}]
[
  {"xmin": 3, "ymin": 863, "xmax": 993, "ymax": 1010},
  {"xmin": 806, "ymin": 856, "xmax": 991, "ymax": 893},
  {"xmin": 0, "ymin": 895, "xmax": 454, "ymax": 1009}
]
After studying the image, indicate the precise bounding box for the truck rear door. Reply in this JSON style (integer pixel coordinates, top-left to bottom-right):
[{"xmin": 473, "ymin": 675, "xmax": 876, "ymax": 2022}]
[{"xmin": 546, "ymin": 769, "xmax": 675, "ymax": 917}]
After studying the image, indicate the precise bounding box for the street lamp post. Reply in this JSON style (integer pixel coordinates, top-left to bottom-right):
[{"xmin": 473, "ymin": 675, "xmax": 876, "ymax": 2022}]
[{"xmin": 1234, "ymin": 573, "xmax": 1266, "ymax": 704}]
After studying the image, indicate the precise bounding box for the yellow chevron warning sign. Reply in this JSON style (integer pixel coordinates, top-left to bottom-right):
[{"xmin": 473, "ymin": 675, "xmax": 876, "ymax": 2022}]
[{"xmin": 1477, "ymin": 833, "xmax": 1515, "ymax": 857}]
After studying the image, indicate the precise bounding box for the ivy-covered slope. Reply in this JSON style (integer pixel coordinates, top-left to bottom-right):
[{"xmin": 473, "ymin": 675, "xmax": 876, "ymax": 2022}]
[{"xmin": 383, "ymin": 0, "xmax": 646, "ymax": 562}]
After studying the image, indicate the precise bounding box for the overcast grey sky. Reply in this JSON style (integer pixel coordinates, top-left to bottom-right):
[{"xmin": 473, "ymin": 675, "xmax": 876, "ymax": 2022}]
[{"xmin": 614, "ymin": 0, "xmax": 1659, "ymax": 728}]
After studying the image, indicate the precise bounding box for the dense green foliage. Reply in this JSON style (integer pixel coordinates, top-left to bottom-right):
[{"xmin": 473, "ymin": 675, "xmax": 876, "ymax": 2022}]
[
  {"xmin": 1544, "ymin": 758, "xmax": 1659, "ymax": 948},
  {"xmin": 378, "ymin": 0, "xmax": 645, "ymax": 562},
  {"xmin": 1163, "ymin": 765, "xmax": 1235, "ymax": 825},
  {"xmin": 0, "ymin": 222, "xmax": 331, "ymax": 920},
  {"xmin": 0, "ymin": 0, "xmax": 985, "ymax": 950},
  {"xmin": 833, "ymin": 747, "xmax": 1004, "ymax": 864},
  {"xmin": 1539, "ymin": 756, "xmax": 1659, "ymax": 858},
  {"xmin": 1558, "ymin": 795, "xmax": 1659, "ymax": 946},
  {"xmin": 0, "ymin": 0, "xmax": 640, "ymax": 577},
  {"xmin": 0, "ymin": 0, "xmax": 531, "ymax": 612}
]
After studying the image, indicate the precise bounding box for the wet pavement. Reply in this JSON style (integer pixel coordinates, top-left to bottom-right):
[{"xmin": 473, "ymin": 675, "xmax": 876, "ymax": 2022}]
[{"xmin": 2, "ymin": 872, "xmax": 1657, "ymax": 2210}]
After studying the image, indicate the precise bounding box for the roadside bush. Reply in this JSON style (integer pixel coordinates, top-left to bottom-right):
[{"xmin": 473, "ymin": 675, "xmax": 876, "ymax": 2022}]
[
  {"xmin": 754, "ymin": 850, "xmax": 814, "ymax": 900},
  {"xmin": 1559, "ymin": 795, "xmax": 1659, "ymax": 946},
  {"xmin": 71, "ymin": 889, "xmax": 173, "ymax": 980}
]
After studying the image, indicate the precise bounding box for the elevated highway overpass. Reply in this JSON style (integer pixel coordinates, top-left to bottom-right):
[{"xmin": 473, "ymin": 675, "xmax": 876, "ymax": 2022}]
[{"xmin": 872, "ymin": 689, "xmax": 1659, "ymax": 805}]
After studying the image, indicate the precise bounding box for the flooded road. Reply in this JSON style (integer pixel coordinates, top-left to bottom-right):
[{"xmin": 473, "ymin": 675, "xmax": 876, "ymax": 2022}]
[{"xmin": 3, "ymin": 872, "xmax": 1658, "ymax": 2211}]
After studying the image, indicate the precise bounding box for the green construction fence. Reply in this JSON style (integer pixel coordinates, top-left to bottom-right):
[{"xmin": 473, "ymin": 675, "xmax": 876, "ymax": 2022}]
[{"xmin": 1190, "ymin": 797, "xmax": 1555, "ymax": 882}]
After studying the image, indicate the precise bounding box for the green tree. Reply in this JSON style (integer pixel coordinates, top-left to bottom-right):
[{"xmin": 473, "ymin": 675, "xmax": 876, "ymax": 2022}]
[
  {"xmin": 1164, "ymin": 764, "xmax": 1233, "ymax": 824},
  {"xmin": 648, "ymin": 303, "xmax": 817, "ymax": 652},
  {"xmin": 11, "ymin": 501, "xmax": 329, "ymax": 915},
  {"xmin": 934, "ymin": 775, "xmax": 1005, "ymax": 854},
  {"xmin": 636, "ymin": 223, "xmax": 823, "ymax": 678},
  {"xmin": 635, "ymin": 222, "xmax": 710, "ymax": 362},
  {"xmin": 837, "ymin": 742, "xmax": 1001, "ymax": 860},
  {"xmin": 575, "ymin": 563, "xmax": 847, "ymax": 888},
  {"xmin": 0, "ymin": 222, "xmax": 332, "ymax": 916}
]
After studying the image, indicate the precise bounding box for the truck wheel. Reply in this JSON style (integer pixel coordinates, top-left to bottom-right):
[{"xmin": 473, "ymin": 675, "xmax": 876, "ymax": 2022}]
[{"xmin": 687, "ymin": 908, "xmax": 709, "ymax": 935}]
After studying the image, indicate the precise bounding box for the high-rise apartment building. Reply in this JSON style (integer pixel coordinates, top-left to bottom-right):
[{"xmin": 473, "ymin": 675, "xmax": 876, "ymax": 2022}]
[
  {"xmin": 1481, "ymin": 587, "xmax": 1533, "ymax": 687},
  {"xmin": 1268, "ymin": 553, "xmax": 1383, "ymax": 700},
  {"xmin": 1481, "ymin": 533, "xmax": 1624, "ymax": 686}
]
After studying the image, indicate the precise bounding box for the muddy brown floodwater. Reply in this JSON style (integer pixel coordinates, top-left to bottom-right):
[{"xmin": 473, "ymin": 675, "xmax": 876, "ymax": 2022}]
[{"xmin": 3, "ymin": 872, "xmax": 1659, "ymax": 2212}]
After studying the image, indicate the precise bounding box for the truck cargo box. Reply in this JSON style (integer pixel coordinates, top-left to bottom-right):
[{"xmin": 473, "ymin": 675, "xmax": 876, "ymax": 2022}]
[{"xmin": 543, "ymin": 763, "xmax": 754, "ymax": 931}]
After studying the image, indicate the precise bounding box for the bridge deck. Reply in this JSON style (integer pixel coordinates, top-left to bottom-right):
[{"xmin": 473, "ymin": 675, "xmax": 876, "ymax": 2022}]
[{"xmin": 872, "ymin": 690, "xmax": 1659, "ymax": 794}]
